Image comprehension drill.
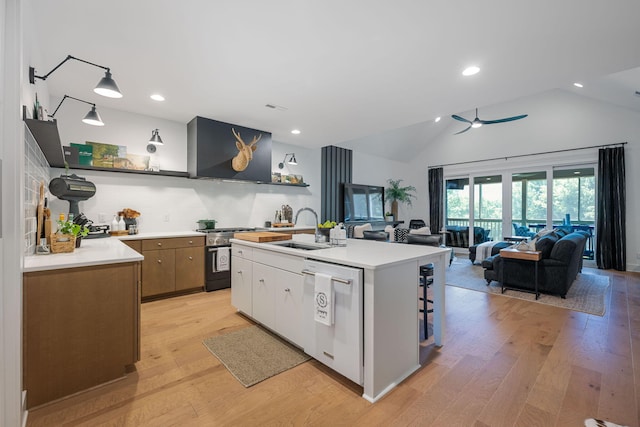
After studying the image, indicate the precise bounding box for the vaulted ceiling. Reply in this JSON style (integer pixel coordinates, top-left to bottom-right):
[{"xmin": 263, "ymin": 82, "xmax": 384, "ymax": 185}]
[{"xmin": 28, "ymin": 0, "xmax": 640, "ymax": 159}]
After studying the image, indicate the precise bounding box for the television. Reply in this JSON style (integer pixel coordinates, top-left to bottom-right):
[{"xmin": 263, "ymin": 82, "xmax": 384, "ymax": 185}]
[{"xmin": 343, "ymin": 183, "xmax": 385, "ymax": 222}]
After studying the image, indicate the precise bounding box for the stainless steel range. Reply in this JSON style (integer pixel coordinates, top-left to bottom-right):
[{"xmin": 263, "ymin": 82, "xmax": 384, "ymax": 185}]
[{"xmin": 197, "ymin": 227, "xmax": 255, "ymax": 291}]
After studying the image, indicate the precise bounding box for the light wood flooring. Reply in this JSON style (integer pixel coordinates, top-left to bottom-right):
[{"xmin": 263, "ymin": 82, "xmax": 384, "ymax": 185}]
[{"xmin": 27, "ymin": 268, "xmax": 640, "ymax": 426}]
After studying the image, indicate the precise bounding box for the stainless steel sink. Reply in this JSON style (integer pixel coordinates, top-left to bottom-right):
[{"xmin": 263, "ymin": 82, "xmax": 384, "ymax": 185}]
[{"xmin": 268, "ymin": 240, "xmax": 330, "ymax": 251}]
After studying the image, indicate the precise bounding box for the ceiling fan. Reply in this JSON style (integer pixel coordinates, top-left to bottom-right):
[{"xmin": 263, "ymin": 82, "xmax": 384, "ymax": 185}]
[{"xmin": 452, "ymin": 108, "xmax": 528, "ymax": 135}]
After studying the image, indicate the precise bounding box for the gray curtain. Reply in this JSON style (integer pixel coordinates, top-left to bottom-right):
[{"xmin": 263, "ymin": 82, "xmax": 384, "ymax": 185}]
[
  {"xmin": 428, "ymin": 168, "xmax": 443, "ymax": 234},
  {"xmin": 596, "ymin": 146, "xmax": 626, "ymax": 270}
]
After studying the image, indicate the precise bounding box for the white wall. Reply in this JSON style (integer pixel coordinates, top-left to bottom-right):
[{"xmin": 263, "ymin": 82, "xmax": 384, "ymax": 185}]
[
  {"xmin": 47, "ymin": 102, "xmax": 321, "ymax": 231},
  {"xmin": 51, "ymin": 97, "xmax": 187, "ymax": 172},
  {"xmin": 3, "ymin": 0, "xmax": 26, "ymax": 424},
  {"xmin": 408, "ymin": 89, "xmax": 640, "ymax": 271},
  {"xmin": 351, "ymin": 150, "xmax": 425, "ymax": 223}
]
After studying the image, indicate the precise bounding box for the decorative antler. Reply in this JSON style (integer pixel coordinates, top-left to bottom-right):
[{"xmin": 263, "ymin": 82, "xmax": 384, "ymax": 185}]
[{"xmin": 231, "ymin": 128, "xmax": 262, "ymax": 172}]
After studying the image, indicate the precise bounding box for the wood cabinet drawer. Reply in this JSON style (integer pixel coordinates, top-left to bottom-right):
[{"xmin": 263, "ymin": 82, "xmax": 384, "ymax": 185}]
[{"xmin": 142, "ymin": 236, "xmax": 204, "ymax": 251}]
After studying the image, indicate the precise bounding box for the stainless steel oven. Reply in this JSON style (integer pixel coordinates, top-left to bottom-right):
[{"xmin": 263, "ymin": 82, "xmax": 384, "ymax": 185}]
[{"xmin": 199, "ymin": 227, "xmax": 255, "ymax": 292}]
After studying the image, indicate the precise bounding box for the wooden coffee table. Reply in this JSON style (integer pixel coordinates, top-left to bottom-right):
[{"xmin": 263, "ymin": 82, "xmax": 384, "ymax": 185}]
[{"xmin": 499, "ymin": 248, "xmax": 542, "ymax": 299}]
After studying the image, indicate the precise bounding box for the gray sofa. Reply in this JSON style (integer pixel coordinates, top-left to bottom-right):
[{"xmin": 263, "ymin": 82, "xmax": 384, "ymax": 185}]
[{"xmin": 482, "ymin": 231, "xmax": 587, "ymax": 298}]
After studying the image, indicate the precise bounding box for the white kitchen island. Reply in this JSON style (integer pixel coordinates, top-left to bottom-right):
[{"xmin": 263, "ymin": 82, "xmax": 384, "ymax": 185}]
[{"xmin": 230, "ymin": 237, "xmax": 449, "ymax": 403}]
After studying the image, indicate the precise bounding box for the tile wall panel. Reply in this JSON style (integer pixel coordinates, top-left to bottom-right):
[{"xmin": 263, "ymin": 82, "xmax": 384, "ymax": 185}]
[{"xmin": 24, "ymin": 127, "xmax": 51, "ymax": 255}]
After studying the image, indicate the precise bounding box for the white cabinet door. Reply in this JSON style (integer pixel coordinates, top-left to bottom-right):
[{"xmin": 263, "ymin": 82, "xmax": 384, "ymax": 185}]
[
  {"xmin": 275, "ymin": 270, "xmax": 304, "ymax": 347},
  {"xmin": 231, "ymin": 256, "xmax": 253, "ymax": 315},
  {"xmin": 252, "ymin": 262, "xmax": 276, "ymax": 330}
]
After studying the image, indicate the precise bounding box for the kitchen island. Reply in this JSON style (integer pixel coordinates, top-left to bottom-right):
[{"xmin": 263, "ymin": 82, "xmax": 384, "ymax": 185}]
[
  {"xmin": 230, "ymin": 237, "xmax": 449, "ymax": 403},
  {"xmin": 23, "ymin": 238, "xmax": 144, "ymax": 408}
]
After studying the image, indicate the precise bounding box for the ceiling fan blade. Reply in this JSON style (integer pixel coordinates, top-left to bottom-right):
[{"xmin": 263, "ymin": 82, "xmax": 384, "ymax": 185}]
[
  {"xmin": 479, "ymin": 114, "xmax": 528, "ymax": 125},
  {"xmin": 451, "ymin": 114, "xmax": 472, "ymax": 124},
  {"xmin": 454, "ymin": 125, "xmax": 472, "ymax": 135}
]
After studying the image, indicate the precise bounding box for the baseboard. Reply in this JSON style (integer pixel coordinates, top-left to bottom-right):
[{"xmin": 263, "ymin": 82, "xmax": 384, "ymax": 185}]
[{"xmin": 627, "ymin": 262, "xmax": 640, "ymax": 272}]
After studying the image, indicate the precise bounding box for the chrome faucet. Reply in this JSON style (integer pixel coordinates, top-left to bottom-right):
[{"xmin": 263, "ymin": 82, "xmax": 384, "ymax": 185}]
[{"xmin": 294, "ymin": 207, "xmax": 321, "ymax": 243}]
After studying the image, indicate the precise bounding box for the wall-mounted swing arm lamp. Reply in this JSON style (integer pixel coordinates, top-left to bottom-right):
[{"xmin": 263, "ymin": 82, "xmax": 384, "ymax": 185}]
[
  {"xmin": 278, "ymin": 153, "xmax": 297, "ymax": 169},
  {"xmin": 29, "ymin": 55, "xmax": 123, "ymax": 98},
  {"xmin": 50, "ymin": 95, "xmax": 104, "ymax": 126},
  {"xmin": 149, "ymin": 129, "xmax": 163, "ymax": 145}
]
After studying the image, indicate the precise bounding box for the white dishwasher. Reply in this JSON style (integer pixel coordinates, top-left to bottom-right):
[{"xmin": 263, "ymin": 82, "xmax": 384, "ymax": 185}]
[{"xmin": 302, "ymin": 259, "xmax": 363, "ymax": 385}]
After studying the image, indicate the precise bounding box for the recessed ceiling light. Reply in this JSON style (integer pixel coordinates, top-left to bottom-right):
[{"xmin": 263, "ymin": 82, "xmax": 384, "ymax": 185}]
[
  {"xmin": 435, "ymin": 117, "xmax": 441, "ymax": 123},
  {"xmin": 291, "ymin": 129, "xmax": 301, "ymax": 135},
  {"xmin": 573, "ymin": 83, "xmax": 583, "ymax": 88},
  {"xmin": 462, "ymin": 66, "xmax": 480, "ymax": 76},
  {"xmin": 150, "ymin": 94, "xmax": 165, "ymax": 101}
]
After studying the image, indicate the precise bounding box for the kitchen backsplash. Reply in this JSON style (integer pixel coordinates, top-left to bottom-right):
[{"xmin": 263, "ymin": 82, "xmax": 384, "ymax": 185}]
[{"xmin": 24, "ymin": 127, "xmax": 51, "ymax": 255}]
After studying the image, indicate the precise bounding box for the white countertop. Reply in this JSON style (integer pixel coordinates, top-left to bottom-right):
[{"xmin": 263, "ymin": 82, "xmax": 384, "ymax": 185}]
[
  {"xmin": 257, "ymin": 226, "xmax": 315, "ymax": 232},
  {"xmin": 230, "ymin": 238, "xmax": 449, "ymax": 270},
  {"xmin": 24, "ymin": 238, "xmax": 144, "ymax": 273},
  {"xmin": 117, "ymin": 230, "xmax": 204, "ymax": 240}
]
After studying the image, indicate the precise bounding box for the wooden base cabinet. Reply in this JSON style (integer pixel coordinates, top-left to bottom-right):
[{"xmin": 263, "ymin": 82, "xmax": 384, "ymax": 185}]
[
  {"xmin": 23, "ymin": 262, "xmax": 141, "ymax": 409},
  {"xmin": 137, "ymin": 236, "xmax": 205, "ymax": 300}
]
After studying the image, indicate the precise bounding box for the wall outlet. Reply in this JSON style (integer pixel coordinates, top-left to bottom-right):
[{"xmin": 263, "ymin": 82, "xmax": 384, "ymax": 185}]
[{"xmin": 163, "ymin": 214, "xmax": 170, "ymax": 222}]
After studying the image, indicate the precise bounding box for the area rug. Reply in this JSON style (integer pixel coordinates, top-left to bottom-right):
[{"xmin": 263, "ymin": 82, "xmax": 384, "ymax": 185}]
[
  {"xmin": 203, "ymin": 325, "xmax": 310, "ymax": 387},
  {"xmin": 446, "ymin": 258, "xmax": 610, "ymax": 316}
]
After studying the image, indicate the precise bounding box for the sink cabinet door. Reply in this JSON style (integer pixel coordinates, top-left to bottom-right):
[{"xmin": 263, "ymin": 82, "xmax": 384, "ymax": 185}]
[
  {"xmin": 231, "ymin": 256, "xmax": 253, "ymax": 315},
  {"xmin": 251, "ymin": 262, "xmax": 276, "ymax": 330},
  {"xmin": 275, "ymin": 270, "xmax": 304, "ymax": 346}
]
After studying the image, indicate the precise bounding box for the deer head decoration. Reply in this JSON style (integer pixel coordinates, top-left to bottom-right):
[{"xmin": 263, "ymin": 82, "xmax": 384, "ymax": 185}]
[{"xmin": 231, "ymin": 128, "xmax": 262, "ymax": 172}]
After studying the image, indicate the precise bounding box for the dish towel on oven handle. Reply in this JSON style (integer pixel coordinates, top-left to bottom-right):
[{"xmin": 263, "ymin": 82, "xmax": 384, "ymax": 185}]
[
  {"xmin": 216, "ymin": 247, "xmax": 230, "ymax": 271},
  {"xmin": 314, "ymin": 272, "xmax": 334, "ymax": 326}
]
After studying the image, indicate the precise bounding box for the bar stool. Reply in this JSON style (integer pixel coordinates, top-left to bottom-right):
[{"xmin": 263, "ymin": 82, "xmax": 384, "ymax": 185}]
[{"xmin": 419, "ymin": 263, "xmax": 434, "ymax": 339}]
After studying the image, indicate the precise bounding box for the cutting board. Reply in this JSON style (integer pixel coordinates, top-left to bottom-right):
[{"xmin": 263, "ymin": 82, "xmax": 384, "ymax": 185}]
[
  {"xmin": 233, "ymin": 232, "xmax": 291, "ymax": 243},
  {"xmin": 272, "ymin": 222, "xmax": 294, "ymax": 228}
]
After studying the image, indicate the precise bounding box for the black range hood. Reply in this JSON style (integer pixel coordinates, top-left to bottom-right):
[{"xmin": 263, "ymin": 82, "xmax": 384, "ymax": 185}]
[{"xmin": 187, "ymin": 116, "xmax": 272, "ymax": 182}]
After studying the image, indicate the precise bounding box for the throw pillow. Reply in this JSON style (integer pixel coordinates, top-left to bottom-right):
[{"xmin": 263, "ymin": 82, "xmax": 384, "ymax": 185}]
[
  {"xmin": 384, "ymin": 225, "xmax": 396, "ymax": 242},
  {"xmin": 409, "ymin": 226, "xmax": 431, "ymax": 235},
  {"xmin": 353, "ymin": 223, "xmax": 372, "ymax": 238},
  {"xmin": 535, "ymin": 234, "xmax": 558, "ymax": 258}
]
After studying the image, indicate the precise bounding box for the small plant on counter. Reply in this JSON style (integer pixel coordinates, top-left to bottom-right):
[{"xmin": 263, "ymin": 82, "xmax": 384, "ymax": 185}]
[
  {"xmin": 56, "ymin": 219, "xmax": 89, "ymax": 238},
  {"xmin": 318, "ymin": 220, "xmax": 337, "ymax": 228}
]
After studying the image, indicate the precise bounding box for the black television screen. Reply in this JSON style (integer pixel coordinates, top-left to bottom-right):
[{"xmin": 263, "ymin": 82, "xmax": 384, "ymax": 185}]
[{"xmin": 343, "ymin": 183, "xmax": 385, "ymax": 221}]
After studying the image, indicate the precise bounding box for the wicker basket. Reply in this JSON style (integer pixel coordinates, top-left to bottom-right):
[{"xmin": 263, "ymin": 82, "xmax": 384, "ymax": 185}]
[{"xmin": 50, "ymin": 233, "xmax": 76, "ymax": 253}]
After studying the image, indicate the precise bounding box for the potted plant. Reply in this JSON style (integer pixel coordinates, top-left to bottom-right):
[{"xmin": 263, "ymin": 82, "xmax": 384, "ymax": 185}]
[
  {"xmin": 385, "ymin": 179, "xmax": 416, "ymax": 220},
  {"xmin": 54, "ymin": 218, "xmax": 90, "ymax": 250},
  {"xmin": 384, "ymin": 212, "xmax": 394, "ymax": 222}
]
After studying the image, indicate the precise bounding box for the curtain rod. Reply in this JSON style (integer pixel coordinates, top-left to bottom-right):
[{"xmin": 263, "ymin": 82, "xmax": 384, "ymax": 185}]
[{"xmin": 429, "ymin": 141, "xmax": 627, "ymax": 169}]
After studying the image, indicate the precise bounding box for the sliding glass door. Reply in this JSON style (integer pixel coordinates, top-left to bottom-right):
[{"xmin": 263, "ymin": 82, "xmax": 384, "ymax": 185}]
[
  {"xmin": 512, "ymin": 171, "xmax": 547, "ymax": 237},
  {"xmin": 444, "ymin": 165, "xmax": 595, "ymax": 259}
]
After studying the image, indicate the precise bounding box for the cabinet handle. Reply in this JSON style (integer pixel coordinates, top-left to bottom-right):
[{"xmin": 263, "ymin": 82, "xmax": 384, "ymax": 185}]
[
  {"xmin": 323, "ymin": 351, "xmax": 335, "ymax": 359},
  {"xmin": 188, "ymin": 256, "xmax": 193, "ymax": 260},
  {"xmin": 237, "ymin": 270, "xmax": 242, "ymax": 274},
  {"xmin": 157, "ymin": 259, "xmax": 162, "ymax": 264},
  {"xmin": 259, "ymin": 278, "xmax": 264, "ymax": 283},
  {"xmin": 157, "ymin": 242, "xmax": 162, "ymax": 247},
  {"xmin": 189, "ymin": 240, "xmax": 193, "ymax": 244},
  {"xmin": 238, "ymin": 250, "xmax": 243, "ymax": 254},
  {"xmin": 284, "ymin": 288, "xmax": 291, "ymax": 293}
]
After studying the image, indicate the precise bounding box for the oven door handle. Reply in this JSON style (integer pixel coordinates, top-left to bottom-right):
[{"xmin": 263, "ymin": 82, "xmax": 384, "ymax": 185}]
[{"xmin": 208, "ymin": 247, "xmax": 218, "ymax": 272}]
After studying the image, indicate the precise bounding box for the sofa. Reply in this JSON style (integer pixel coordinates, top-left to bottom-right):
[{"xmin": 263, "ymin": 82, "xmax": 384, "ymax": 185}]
[
  {"xmin": 468, "ymin": 241, "xmax": 513, "ymax": 264},
  {"xmin": 482, "ymin": 231, "xmax": 587, "ymax": 298}
]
